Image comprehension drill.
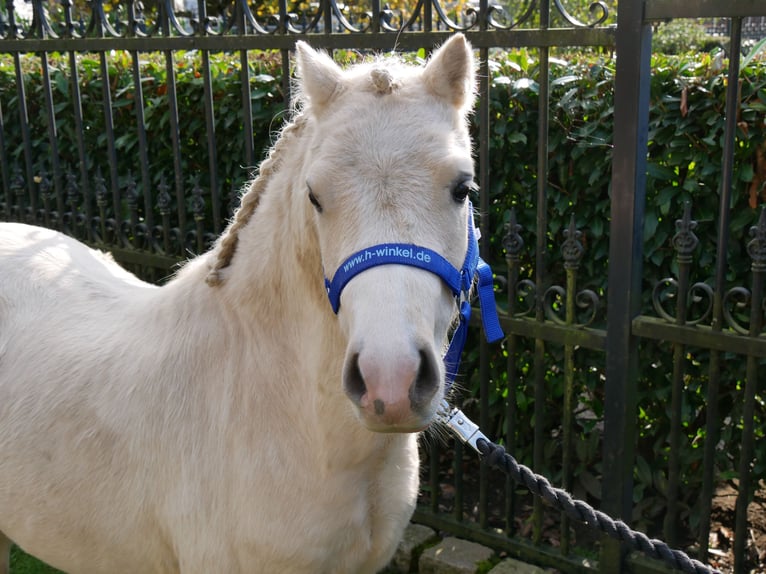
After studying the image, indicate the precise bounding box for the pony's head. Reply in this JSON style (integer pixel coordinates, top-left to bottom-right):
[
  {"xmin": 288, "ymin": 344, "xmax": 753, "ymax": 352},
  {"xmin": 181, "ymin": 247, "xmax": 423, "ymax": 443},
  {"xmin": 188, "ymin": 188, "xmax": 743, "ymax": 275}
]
[{"xmin": 296, "ymin": 35, "xmax": 477, "ymax": 433}]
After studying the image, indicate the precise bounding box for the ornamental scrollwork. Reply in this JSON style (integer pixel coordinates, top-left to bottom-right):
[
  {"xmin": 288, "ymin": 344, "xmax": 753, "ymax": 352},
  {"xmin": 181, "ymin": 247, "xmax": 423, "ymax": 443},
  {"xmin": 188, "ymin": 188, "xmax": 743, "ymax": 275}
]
[
  {"xmin": 717, "ymin": 210, "xmax": 766, "ymax": 334},
  {"xmin": 0, "ymin": 0, "xmax": 613, "ymax": 39},
  {"xmin": 651, "ymin": 279, "xmax": 714, "ymax": 326},
  {"xmin": 543, "ymin": 284, "xmax": 599, "ymax": 326},
  {"xmin": 487, "ymin": 0, "xmax": 536, "ymax": 31},
  {"xmin": 502, "ymin": 211, "xmax": 600, "ymax": 325},
  {"xmin": 721, "ymin": 286, "xmax": 751, "ymax": 335},
  {"xmin": 552, "ymin": 0, "xmax": 609, "ymax": 28},
  {"xmin": 651, "ymin": 203, "xmax": 712, "ymax": 325},
  {"xmin": 514, "ymin": 278, "xmax": 537, "ymax": 318},
  {"xmin": 651, "ymin": 204, "xmax": 766, "ymax": 335}
]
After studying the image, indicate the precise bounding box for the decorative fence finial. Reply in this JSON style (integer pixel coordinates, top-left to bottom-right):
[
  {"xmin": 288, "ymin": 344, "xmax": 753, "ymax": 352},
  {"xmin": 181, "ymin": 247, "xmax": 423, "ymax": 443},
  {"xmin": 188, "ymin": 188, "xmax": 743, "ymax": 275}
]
[
  {"xmin": 502, "ymin": 208, "xmax": 524, "ymax": 262},
  {"xmin": 156, "ymin": 177, "xmax": 172, "ymax": 216},
  {"xmin": 561, "ymin": 214, "xmax": 584, "ymax": 270},
  {"xmin": 672, "ymin": 201, "xmax": 698, "ymax": 264}
]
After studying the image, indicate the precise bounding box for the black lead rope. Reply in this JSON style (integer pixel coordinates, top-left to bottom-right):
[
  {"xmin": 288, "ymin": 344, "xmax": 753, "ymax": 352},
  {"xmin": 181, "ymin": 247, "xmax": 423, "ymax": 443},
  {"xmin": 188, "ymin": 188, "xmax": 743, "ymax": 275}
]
[{"xmin": 437, "ymin": 402, "xmax": 722, "ymax": 574}]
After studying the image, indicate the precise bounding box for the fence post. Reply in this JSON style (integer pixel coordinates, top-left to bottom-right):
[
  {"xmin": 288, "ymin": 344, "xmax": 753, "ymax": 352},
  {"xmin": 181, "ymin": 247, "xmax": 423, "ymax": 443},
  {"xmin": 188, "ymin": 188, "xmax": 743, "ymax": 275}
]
[{"xmin": 601, "ymin": 0, "xmax": 652, "ymax": 571}]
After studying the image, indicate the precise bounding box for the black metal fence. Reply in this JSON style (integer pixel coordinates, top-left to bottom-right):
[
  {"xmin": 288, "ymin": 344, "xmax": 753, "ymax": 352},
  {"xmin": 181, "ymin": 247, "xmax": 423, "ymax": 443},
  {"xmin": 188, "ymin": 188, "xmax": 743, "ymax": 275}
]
[
  {"xmin": 706, "ymin": 16, "xmax": 766, "ymax": 39},
  {"xmin": 2, "ymin": 0, "xmax": 766, "ymax": 573}
]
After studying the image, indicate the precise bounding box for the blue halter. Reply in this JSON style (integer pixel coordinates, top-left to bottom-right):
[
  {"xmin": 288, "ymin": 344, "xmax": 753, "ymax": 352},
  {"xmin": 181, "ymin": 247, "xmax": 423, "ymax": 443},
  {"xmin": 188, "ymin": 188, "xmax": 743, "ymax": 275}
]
[{"xmin": 324, "ymin": 203, "xmax": 504, "ymax": 393}]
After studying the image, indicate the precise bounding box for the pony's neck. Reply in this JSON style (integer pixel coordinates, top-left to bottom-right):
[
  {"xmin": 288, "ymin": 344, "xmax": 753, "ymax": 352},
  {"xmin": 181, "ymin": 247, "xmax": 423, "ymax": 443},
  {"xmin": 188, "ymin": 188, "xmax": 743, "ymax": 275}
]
[
  {"xmin": 219, "ymin": 118, "xmax": 329, "ymax": 323},
  {"xmin": 211, "ymin": 115, "xmax": 357, "ymax": 422}
]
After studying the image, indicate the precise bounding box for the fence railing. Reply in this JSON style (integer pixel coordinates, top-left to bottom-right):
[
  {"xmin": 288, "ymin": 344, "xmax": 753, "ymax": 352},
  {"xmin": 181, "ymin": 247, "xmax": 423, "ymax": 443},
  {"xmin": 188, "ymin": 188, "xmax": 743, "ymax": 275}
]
[
  {"xmin": 706, "ymin": 16, "xmax": 766, "ymax": 39},
  {"xmin": 2, "ymin": 0, "xmax": 766, "ymax": 573}
]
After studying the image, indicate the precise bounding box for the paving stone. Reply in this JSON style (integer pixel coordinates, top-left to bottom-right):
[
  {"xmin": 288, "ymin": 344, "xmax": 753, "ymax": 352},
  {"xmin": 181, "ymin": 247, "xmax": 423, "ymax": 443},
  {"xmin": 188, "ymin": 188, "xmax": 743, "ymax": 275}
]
[
  {"xmin": 389, "ymin": 523, "xmax": 439, "ymax": 573},
  {"xmin": 418, "ymin": 537, "xmax": 494, "ymax": 574},
  {"xmin": 488, "ymin": 557, "xmax": 548, "ymax": 574}
]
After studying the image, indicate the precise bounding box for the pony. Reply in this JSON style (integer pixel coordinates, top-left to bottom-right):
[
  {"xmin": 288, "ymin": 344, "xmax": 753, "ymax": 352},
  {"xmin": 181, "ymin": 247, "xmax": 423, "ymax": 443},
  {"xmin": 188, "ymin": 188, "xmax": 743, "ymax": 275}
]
[{"xmin": 0, "ymin": 34, "xmax": 477, "ymax": 573}]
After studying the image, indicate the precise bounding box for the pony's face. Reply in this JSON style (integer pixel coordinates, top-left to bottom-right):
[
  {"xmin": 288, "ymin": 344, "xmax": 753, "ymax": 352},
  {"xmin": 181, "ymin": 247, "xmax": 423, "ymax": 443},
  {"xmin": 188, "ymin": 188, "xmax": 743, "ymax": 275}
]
[{"xmin": 297, "ymin": 36, "xmax": 476, "ymax": 433}]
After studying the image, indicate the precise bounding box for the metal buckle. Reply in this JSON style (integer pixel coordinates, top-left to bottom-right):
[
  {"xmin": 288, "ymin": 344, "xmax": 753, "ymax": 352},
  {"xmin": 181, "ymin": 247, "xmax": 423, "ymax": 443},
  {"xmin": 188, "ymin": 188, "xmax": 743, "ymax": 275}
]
[{"xmin": 435, "ymin": 400, "xmax": 488, "ymax": 455}]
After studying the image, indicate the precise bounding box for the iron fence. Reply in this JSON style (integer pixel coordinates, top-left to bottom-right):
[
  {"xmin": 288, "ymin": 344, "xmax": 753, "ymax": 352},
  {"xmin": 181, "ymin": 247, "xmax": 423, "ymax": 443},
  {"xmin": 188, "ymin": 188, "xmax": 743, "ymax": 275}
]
[
  {"xmin": 706, "ymin": 16, "xmax": 766, "ymax": 40},
  {"xmin": 1, "ymin": 0, "xmax": 766, "ymax": 572}
]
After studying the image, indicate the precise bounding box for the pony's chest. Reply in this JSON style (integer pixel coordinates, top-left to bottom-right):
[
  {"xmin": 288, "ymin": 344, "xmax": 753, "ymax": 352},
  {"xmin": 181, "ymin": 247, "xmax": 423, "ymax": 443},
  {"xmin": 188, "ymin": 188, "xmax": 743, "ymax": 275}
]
[
  {"xmin": 290, "ymin": 469, "xmax": 417, "ymax": 572},
  {"xmin": 229, "ymin": 437, "xmax": 420, "ymax": 573}
]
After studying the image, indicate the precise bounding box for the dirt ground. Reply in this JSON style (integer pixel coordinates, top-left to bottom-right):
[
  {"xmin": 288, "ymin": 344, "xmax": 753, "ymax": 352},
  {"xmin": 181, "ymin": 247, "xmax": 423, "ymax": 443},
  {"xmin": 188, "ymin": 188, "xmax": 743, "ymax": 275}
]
[{"xmin": 706, "ymin": 483, "xmax": 766, "ymax": 574}]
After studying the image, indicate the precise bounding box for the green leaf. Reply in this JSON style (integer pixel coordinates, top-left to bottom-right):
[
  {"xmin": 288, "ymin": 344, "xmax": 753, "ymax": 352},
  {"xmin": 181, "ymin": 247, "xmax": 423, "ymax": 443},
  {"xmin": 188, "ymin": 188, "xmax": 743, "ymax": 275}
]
[
  {"xmin": 738, "ymin": 163, "xmax": 755, "ymax": 183},
  {"xmin": 644, "ymin": 210, "xmax": 659, "ymax": 238},
  {"xmin": 742, "ymin": 37, "xmax": 766, "ymax": 69}
]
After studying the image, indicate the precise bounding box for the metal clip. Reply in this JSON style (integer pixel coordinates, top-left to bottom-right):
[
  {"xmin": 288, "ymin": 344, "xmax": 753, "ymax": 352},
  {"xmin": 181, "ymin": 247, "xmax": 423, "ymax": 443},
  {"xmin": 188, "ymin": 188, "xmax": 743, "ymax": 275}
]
[{"xmin": 436, "ymin": 400, "xmax": 488, "ymax": 455}]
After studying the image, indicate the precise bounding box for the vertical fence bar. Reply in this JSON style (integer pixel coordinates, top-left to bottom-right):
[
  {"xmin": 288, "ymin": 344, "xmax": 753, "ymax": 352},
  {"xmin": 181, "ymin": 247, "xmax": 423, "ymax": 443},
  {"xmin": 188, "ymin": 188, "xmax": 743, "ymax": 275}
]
[
  {"xmin": 453, "ymin": 440, "xmax": 464, "ymax": 523},
  {"xmin": 9, "ymin": 0, "xmax": 36, "ymax": 223},
  {"xmin": 698, "ymin": 330, "xmax": 723, "ymax": 563},
  {"xmin": 371, "ymin": 0, "xmax": 380, "ymax": 33},
  {"xmin": 602, "ymin": 0, "xmax": 652, "ymax": 571},
  {"xmin": 13, "ymin": 55, "xmax": 34, "ymax": 223},
  {"xmin": 236, "ymin": 0, "xmax": 255, "ymax": 170},
  {"xmin": 532, "ymin": 0, "xmax": 551, "ymax": 546},
  {"xmin": 477, "ymin": 0, "xmax": 491, "ymax": 532},
  {"xmin": 503, "ymin": 210, "xmax": 523, "ymax": 537},
  {"xmin": 91, "ymin": 0, "xmax": 121, "ymax": 233},
  {"xmin": 429, "ymin": 440, "xmax": 439, "ymax": 514},
  {"xmin": 161, "ymin": 0, "xmax": 187, "ymax": 238},
  {"xmin": 127, "ymin": 0, "xmax": 154, "ymax": 242},
  {"xmin": 663, "ymin": 202, "xmax": 698, "ymax": 547},
  {"xmin": 64, "ymin": 0, "xmax": 91, "ymax": 242},
  {"xmin": 423, "ymin": 0, "xmax": 432, "ymax": 32},
  {"xmin": 39, "ymin": 50, "xmax": 64, "ymax": 224},
  {"xmin": 560, "ymin": 214, "xmax": 584, "ymax": 557},
  {"xmin": 278, "ymin": 0, "xmax": 291, "ymax": 110},
  {"xmin": 699, "ymin": 14, "xmax": 743, "ymax": 564},
  {"xmin": 0, "ymin": 101, "xmax": 9, "ymax": 213},
  {"xmin": 322, "ymin": 0, "xmax": 332, "ymax": 38},
  {"xmin": 734, "ymin": 208, "xmax": 765, "ymax": 573},
  {"xmin": 197, "ymin": 0, "xmax": 220, "ymax": 236}
]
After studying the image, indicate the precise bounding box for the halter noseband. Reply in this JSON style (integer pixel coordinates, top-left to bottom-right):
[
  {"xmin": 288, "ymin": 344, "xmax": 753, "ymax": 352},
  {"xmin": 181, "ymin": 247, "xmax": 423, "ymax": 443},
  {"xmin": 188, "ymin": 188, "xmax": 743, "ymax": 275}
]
[{"xmin": 324, "ymin": 202, "xmax": 504, "ymax": 393}]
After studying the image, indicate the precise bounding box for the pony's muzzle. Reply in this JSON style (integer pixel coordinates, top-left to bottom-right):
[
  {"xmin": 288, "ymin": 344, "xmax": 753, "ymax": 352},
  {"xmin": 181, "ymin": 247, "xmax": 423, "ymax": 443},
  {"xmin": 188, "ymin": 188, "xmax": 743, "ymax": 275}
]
[{"xmin": 343, "ymin": 346, "xmax": 441, "ymax": 432}]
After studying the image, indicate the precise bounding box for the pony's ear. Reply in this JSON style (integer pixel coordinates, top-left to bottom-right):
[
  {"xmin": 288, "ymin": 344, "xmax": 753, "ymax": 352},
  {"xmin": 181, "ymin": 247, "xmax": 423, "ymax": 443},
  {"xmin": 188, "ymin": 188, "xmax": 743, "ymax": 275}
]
[
  {"xmin": 295, "ymin": 41, "xmax": 344, "ymax": 109},
  {"xmin": 423, "ymin": 34, "xmax": 476, "ymax": 110}
]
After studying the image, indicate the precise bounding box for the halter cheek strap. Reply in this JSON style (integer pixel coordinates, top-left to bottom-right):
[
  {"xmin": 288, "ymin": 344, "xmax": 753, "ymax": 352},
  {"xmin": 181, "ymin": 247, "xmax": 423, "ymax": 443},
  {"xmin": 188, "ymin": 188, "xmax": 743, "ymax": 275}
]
[{"xmin": 324, "ymin": 203, "xmax": 504, "ymax": 392}]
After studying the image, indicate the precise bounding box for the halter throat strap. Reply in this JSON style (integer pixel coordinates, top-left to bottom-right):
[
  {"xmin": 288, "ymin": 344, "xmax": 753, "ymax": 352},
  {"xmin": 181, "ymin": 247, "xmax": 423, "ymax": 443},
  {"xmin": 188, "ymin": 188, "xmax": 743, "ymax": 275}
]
[{"xmin": 324, "ymin": 203, "xmax": 504, "ymax": 392}]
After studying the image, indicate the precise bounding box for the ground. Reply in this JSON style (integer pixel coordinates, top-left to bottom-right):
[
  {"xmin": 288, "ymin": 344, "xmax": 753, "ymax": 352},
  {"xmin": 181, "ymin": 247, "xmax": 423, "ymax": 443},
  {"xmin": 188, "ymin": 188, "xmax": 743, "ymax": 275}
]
[{"xmin": 707, "ymin": 483, "xmax": 766, "ymax": 573}]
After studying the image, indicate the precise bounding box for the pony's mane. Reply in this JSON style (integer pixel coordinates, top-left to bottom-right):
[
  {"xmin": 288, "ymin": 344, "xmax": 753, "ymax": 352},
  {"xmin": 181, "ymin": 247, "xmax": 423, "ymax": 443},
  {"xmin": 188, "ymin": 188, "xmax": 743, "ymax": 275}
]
[{"xmin": 205, "ymin": 113, "xmax": 308, "ymax": 286}]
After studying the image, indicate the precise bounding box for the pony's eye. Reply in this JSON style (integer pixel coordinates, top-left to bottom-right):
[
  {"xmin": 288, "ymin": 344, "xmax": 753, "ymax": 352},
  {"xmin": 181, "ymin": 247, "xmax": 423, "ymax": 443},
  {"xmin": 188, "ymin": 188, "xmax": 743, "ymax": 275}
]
[
  {"xmin": 307, "ymin": 185, "xmax": 323, "ymax": 213},
  {"xmin": 451, "ymin": 179, "xmax": 477, "ymax": 203}
]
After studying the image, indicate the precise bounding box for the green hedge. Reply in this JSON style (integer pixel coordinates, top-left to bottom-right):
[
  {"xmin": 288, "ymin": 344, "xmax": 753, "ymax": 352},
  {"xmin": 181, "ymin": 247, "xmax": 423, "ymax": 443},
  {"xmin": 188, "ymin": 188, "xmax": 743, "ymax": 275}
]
[
  {"xmin": 1, "ymin": 47, "xmax": 765, "ymax": 542},
  {"xmin": 0, "ymin": 50, "xmax": 286, "ymax": 221},
  {"xmin": 4, "ymin": 48, "xmax": 763, "ymax": 282}
]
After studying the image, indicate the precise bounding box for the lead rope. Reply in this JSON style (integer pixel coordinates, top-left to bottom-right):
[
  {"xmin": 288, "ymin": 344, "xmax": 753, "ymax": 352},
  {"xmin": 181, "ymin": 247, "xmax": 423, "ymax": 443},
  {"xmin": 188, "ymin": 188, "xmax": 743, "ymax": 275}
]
[{"xmin": 436, "ymin": 401, "xmax": 723, "ymax": 574}]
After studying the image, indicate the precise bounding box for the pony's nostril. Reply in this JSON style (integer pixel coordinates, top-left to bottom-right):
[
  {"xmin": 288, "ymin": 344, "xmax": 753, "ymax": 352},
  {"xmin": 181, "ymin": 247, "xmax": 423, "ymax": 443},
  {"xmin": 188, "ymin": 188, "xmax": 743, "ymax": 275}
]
[
  {"xmin": 409, "ymin": 348, "xmax": 440, "ymax": 410},
  {"xmin": 343, "ymin": 352, "xmax": 367, "ymax": 405}
]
